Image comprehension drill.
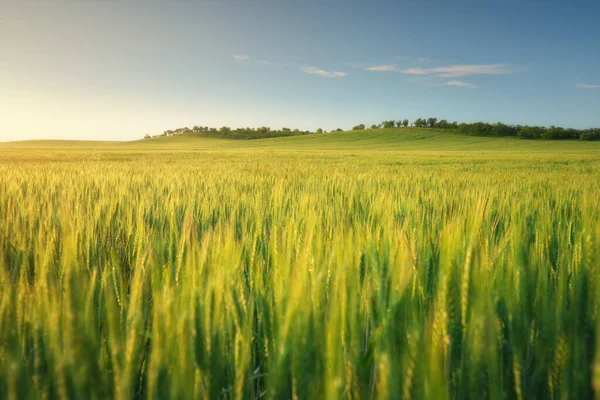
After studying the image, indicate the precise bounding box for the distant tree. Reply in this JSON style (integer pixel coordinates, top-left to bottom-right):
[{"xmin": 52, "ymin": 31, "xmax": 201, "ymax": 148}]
[
  {"xmin": 219, "ymin": 126, "xmax": 231, "ymax": 135},
  {"xmin": 336, "ymin": 128, "xmax": 343, "ymax": 132},
  {"xmin": 144, "ymin": 134, "xmax": 151, "ymax": 139},
  {"xmin": 352, "ymin": 124, "xmax": 366, "ymax": 130},
  {"xmin": 580, "ymin": 128, "xmax": 600, "ymax": 141},
  {"xmin": 518, "ymin": 126, "xmax": 545, "ymax": 139},
  {"xmin": 413, "ymin": 118, "xmax": 425, "ymax": 127},
  {"xmin": 435, "ymin": 119, "xmax": 449, "ymax": 129},
  {"xmin": 403, "ymin": 119, "xmax": 409, "ymax": 127},
  {"xmin": 370, "ymin": 124, "xmax": 379, "ymax": 129},
  {"xmin": 174, "ymin": 127, "xmax": 190, "ymax": 134},
  {"xmin": 542, "ymin": 126, "xmax": 562, "ymax": 139},
  {"xmin": 316, "ymin": 128, "xmax": 323, "ymax": 134},
  {"xmin": 427, "ymin": 118, "xmax": 438, "ymax": 128},
  {"xmin": 383, "ymin": 120, "xmax": 395, "ymax": 129},
  {"xmin": 257, "ymin": 126, "xmax": 270, "ymax": 136},
  {"xmin": 493, "ymin": 122, "xmax": 515, "ymax": 136}
]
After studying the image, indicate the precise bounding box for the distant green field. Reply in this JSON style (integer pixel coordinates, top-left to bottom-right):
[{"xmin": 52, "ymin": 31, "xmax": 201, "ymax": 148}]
[
  {"xmin": 4, "ymin": 127, "xmax": 600, "ymax": 152},
  {"xmin": 1, "ymin": 129, "xmax": 599, "ymax": 399}
]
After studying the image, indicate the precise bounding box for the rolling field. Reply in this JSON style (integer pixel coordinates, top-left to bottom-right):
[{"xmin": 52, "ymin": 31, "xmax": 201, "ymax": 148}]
[{"xmin": 1, "ymin": 128, "xmax": 600, "ymax": 399}]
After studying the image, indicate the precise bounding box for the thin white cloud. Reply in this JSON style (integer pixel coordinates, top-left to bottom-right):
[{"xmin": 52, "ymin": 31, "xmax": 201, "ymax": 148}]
[
  {"xmin": 232, "ymin": 54, "xmax": 251, "ymax": 62},
  {"xmin": 576, "ymin": 84, "xmax": 600, "ymax": 89},
  {"xmin": 401, "ymin": 64, "xmax": 513, "ymax": 78},
  {"xmin": 417, "ymin": 57, "xmax": 431, "ymax": 63},
  {"xmin": 400, "ymin": 67, "xmax": 431, "ymax": 75},
  {"xmin": 233, "ymin": 55, "xmax": 271, "ymax": 66},
  {"xmin": 446, "ymin": 80, "xmax": 477, "ymax": 88},
  {"xmin": 302, "ymin": 66, "xmax": 347, "ymax": 78},
  {"xmin": 367, "ymin": 64, "xmax": 398, "ymax": 72}
]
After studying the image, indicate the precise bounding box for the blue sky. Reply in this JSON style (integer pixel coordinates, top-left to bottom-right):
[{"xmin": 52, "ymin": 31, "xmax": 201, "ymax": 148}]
[{"xmin": 1, "ymin": 0, "xmax": 599, "ymax": 141}]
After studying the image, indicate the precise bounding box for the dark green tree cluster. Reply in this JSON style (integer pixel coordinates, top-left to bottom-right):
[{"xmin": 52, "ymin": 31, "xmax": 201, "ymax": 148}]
[
  {"xmin": 456, "ymin": 122, "xmax": 599, "ymax": 140},
  {"xmin": 516, "ymin": 125, "xmax": 597, "ymax": 140},
  {"xmin": 413, "ymin": 119, "xmax": 600, "ymax": 141},
  {"xmin": 456, "ymin": 122, "xmax": 517, "ymax": 136},
  {"xmin": 352, "ymin": 120, "xmax": 409, "ymax": 130},
  {"xmin": 146, "ymin": 125, "xmax": 319, "ymax": 140},
  {"xmin": 378, "ymin": 120, "xmax": 409, "ymax": 128},
  {"xmin": 580, "ymin": 129, "xmax": 600, "ymax": 140}
]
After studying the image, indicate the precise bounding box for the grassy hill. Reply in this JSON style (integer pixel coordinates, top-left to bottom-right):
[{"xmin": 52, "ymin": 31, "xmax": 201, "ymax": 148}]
[{"xmin": 4, "ymin": 128, "xmax": 600, "ymax": 153}]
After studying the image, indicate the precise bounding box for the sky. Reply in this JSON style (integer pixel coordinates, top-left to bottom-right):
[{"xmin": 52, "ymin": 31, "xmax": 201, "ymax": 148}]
[{"xmin": 1, "ymin": 0, "xmax": 599, "ymax": 141}]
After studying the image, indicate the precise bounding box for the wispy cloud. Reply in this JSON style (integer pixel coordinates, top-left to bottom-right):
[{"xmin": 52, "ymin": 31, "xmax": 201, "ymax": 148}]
[
  {"xmin": 232, "ymin": 54, "xmax": 251, "ymax": 62},
  {"xmin": 302, "ymin": 66, "xmax": 347, "ymax": 78},
  {"xmin": 232, "ymin": 55, "xmax": 271, "ymax": 66},
  {"xmin": 347, "ymin": 57, "xmax": 429, "ymax": 69},
  {"xmin": 446, "ymin": 80, "xmax": 477, "ymax": 88},
  {"xmin": 576, "ymin": 83, "xmax": 600, "ymax": 89},
  {"xmin": 367, "ymin": 64, "xmax": 398, "ymax": 72},
  {"xmin": 401, "ymin": 64, "xmax": 513, "ymax": 78},
  {"xmin": 367, "ymin": 63, "xmax": 514, "ymax": 80}
]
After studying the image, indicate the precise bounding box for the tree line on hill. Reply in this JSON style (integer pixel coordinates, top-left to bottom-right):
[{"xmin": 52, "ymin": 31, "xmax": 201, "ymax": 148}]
[
  {"xmin": 354, "ymin": 118, "xmax": 600, "ymax": 141},
  {"xmin": 145, "ymin": 120, "xmax": 600, "ymax": 141},
  {"xmin": 144, "ymin": 125, "xmax": 344, "ymax": 140}
]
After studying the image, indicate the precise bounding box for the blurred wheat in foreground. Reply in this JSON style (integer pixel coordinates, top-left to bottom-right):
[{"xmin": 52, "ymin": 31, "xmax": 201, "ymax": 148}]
[{"xmin": 0, "ymin": 148, "xmax": 599, "ymax": 399}]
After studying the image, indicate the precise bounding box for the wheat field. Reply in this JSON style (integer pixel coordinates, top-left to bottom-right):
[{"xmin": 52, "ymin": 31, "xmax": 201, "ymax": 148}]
[{"xmin": 1, "ymin": 132, "xmax": 600, "ymax": 399}]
